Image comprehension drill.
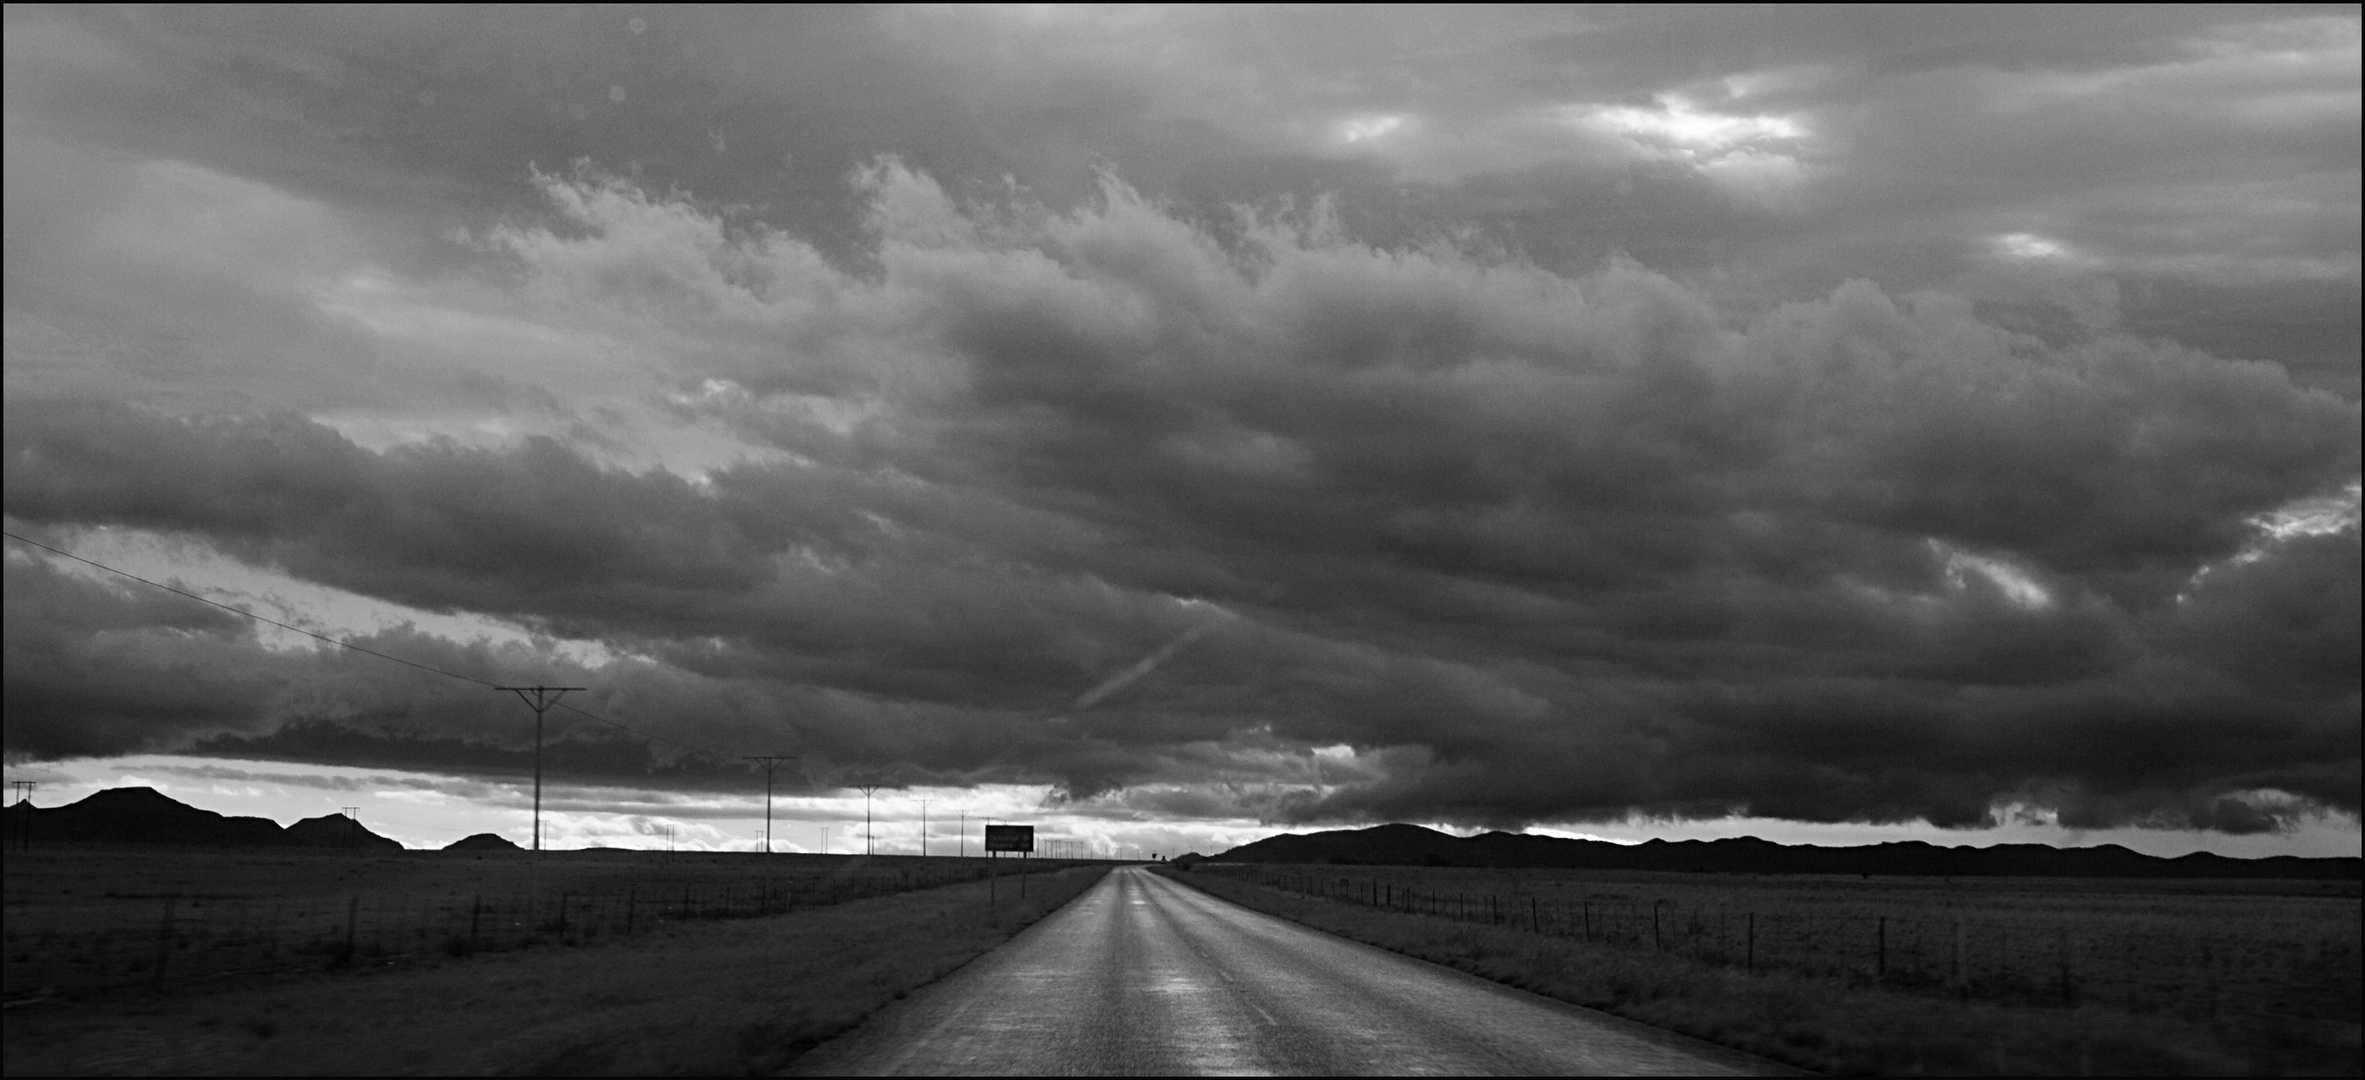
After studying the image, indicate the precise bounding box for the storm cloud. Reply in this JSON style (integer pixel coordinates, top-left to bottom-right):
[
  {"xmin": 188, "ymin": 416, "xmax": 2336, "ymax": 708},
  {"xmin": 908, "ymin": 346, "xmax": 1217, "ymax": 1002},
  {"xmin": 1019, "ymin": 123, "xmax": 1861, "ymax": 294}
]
[
  {"xmin": 3, "ymin": 6, "xmax": 2357, "ymax": 842},
  {"xmin": 8, "ymin": 155, "xmax": 2357, "ymax": 835}
]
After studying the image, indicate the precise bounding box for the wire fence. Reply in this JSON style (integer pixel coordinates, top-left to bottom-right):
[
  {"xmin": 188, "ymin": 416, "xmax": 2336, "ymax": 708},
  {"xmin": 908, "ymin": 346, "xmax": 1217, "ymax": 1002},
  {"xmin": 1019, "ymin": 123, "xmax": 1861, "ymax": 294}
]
[
  {"xmin": 1199, "ymin": 865, "xmax": 2360, "ymax": 1024},
  {"xmin": 4, "ymin": 860, "xmax": 1079, "ymax": 1000}
]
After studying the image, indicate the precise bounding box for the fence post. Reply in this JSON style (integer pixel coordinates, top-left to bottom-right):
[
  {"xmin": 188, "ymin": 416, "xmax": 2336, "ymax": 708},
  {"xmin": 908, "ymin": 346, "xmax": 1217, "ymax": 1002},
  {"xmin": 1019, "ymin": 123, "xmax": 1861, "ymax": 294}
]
[
  {"xmin": 1953, "ymin": 919, "xmax": 1965, "ymax": 993},
  {"xmin": 2058, "ymin": 930, "xmax": 2075, "ymax": 1005},
  {"xmin": 153, "ymin": 898, "xmax": 177, "ymax": 992}
]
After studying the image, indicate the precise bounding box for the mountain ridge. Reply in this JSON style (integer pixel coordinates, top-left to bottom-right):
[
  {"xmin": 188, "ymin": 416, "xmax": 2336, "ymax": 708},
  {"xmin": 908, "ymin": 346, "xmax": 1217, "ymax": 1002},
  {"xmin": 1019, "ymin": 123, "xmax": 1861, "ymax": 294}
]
[
  {"xmin": 1214, "ymin": 822, "xmax": 2360, "ymax": 879},
  {"xmin": 3, "ymin": 786, "xmax": 405, "ymax": 851}
]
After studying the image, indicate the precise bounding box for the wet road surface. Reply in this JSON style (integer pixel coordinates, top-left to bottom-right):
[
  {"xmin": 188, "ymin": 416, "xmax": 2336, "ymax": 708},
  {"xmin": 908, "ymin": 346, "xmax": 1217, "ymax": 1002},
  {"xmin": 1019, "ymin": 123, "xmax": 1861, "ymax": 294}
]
[{"xmin": 785, "ymin": 865, "xmax": 1797, "ymax": 1075}]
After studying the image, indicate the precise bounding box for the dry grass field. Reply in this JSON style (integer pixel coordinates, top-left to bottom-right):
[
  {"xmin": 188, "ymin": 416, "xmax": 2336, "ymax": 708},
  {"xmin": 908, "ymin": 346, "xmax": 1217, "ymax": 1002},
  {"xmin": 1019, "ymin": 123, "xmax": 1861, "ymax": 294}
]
[
  {"xmin": 1163, "ymin": 863, "xmax": 2361, "ymax": 1075},
  {"xmin": 1191, "ymin": 863, "xmax": 2359, "ymax": 1021},
  {"xmin": 3, "ymin": 847, "xmax": 1109, "ymax": 1075},
  {"xmin": 4, "ymin": 844, "xmax": 1087, "ymax": 1002}
]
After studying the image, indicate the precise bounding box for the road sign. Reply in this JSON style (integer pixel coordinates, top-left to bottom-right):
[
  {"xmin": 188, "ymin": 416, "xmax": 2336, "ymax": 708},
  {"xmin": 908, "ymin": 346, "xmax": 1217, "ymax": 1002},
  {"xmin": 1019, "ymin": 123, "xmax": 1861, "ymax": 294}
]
[{"xmin": 984, "ymin": 824, "xmax": 1034, "ymax": 853}]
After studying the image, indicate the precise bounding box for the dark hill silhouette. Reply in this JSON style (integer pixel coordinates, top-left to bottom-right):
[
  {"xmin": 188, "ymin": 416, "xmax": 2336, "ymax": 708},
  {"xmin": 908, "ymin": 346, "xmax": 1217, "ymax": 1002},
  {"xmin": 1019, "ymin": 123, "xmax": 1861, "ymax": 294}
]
[
  {"xmin": 284, "ymin": 813, "xmax": 404, "ymax": 852},
  {"xmin": 1215, "ymin": 823, "xmax": 2360, "ymax": 880},
  {"xmin": 444, "ymin": 832, "xmax": 524, "ymax": 852},
  {"xmin": 2, "ymin": 787, "xmax": 405, "ymax": 850}
]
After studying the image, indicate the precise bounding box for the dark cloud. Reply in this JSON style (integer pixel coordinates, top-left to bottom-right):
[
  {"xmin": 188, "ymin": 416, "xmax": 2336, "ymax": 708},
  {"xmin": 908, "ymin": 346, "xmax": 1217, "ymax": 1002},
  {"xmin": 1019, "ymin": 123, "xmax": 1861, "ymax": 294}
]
[
  {"xmin": 7, "ymin": 161, "xmax": 2356, "ymax": 838},
  {"xmin": 3, "ymin": 7, "xmax": 2357, "ymax": 841}
]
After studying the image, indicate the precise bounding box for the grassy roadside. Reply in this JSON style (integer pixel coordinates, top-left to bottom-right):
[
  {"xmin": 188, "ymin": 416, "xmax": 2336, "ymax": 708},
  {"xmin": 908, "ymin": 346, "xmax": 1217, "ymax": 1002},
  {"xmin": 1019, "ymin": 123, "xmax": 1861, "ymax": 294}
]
[
  {"xmin": 1153, "ymin": 866, "xmax": 2360, "ymax": 1076},
  {"xmin": 4, "ymin": 864, "xmax": 1110, "ymax": 1075}
]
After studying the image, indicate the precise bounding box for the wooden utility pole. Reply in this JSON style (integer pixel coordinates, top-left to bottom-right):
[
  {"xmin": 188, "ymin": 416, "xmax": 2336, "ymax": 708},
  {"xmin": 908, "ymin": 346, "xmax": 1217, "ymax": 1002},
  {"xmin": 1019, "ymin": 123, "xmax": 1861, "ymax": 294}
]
[
  {"xmin": 744, "ymin": 755, "xmax": 796, "ymax": 916},
  {"xmin": 496, "ymin": 686, "xmax": 586, "ymax": 858},
  {"xmin": 741, "ymin": 756, "xmax": 798, "ymax": 854},
  {"xmin": 855, "ymin": 783, "xmax": 882, "ymax": 856},
  {"xmin": 9, "ymin": 781, "xmax": 33, "ymax": 852},
  {"xmin": 496, "ymin": 685, "xmax": 584, "ymax": 901}
]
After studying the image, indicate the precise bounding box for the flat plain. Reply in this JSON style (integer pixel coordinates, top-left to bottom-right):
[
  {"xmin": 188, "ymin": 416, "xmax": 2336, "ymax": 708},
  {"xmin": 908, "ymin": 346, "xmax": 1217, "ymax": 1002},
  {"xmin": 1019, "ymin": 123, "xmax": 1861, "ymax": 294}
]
[
  {"xmin": 7, "ymin": 844, "xmax": 2356, "ymax": 1074},
  {"xmin": 3, "ymin": 844, "xmax": 1108, "ymax": 1074},
  {"xmin": 4, "ymin": 844, "xmax": 1084, "ymax": 1002},
  {"xmin": 1167, "ymin": 863, "xmax": 2362, "ymax": 1075},
  {"xmin": 1194, "ymin": 862, "xmax": 2360, "ymax": 1020}
]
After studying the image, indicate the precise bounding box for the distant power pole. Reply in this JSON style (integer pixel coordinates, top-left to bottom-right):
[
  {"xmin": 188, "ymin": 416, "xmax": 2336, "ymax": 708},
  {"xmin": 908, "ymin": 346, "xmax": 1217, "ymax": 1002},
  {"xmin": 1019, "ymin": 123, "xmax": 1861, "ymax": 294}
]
[
  {"xmin": 959, "ymin": 811, "xmax": 967, "ymax": 858},
  {"xmin": 853, "ymin": 784, "xmax": 883, "ymax": 856},
  {"xmin": 917, "ymin": 799, "xmax": 933, "ymax": 858},
  {"xmin": 741, "ymin": 756, "xmax": 798, "ymax": 854},
  {"xmin": 495, "ymin": 686, "xmax": 586, "ymax": 864},
  {"xmin": 10, "ymin": 781, "xmax": 33, "ymax": 852},
  {"xmin": 820, "ymin": 826, "xmax": 829, "ymax": 855}
]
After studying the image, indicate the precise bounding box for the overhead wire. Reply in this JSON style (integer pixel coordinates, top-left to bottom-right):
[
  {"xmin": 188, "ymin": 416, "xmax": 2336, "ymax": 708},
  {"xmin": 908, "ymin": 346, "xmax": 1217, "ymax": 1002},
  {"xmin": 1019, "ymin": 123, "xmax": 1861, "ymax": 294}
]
[
  {"xmin": 2, "ymin": 529, "xmax": 742, "ymax": 766},
  {"xmin": 5, "ymin": 530, "xmax": 500, "ymax": 688}
]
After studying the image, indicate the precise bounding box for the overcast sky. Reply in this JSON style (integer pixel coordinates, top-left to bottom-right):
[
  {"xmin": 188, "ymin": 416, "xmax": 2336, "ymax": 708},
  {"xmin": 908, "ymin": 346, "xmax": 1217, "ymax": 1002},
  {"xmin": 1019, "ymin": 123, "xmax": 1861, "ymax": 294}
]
[{"xmin": 5, "ymin": 5, "xmax": 2358, "ymax": 857}]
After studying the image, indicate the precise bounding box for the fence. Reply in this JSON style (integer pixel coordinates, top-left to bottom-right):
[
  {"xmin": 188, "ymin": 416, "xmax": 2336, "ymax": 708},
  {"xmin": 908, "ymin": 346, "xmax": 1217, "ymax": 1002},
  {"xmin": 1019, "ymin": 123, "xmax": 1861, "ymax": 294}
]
[
  {"xmin": 1200, "ymin": 865, "xmax": 2359, "ymax": 1024},
  {"xmin": 4, "ymin": 860, "xmax": 1041, "ymax": 999}
]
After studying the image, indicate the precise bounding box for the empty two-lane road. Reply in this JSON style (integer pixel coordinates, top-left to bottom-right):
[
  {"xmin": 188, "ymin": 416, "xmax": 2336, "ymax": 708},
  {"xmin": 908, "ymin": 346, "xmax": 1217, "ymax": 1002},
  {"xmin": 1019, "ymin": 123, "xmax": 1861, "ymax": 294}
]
[{"xmin": 786, "ymin": 866, "xmax": 1796, "ymax": 1076}]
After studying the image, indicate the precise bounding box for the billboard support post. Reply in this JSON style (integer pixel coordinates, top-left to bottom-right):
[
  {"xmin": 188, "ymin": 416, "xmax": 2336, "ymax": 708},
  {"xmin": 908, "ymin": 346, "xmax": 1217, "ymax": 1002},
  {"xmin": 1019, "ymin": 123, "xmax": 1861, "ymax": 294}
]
[{"xmin": 984, "ymin": 824, "xmax": 1034, "ymax": 905}]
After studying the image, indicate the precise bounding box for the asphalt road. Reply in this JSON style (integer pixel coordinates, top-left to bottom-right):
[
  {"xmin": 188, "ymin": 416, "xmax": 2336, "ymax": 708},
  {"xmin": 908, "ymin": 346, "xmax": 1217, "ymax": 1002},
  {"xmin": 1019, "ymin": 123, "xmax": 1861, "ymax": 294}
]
[{"xmin": 785, "ymin": 865, "xmax": 1796, "ymax": 1076}]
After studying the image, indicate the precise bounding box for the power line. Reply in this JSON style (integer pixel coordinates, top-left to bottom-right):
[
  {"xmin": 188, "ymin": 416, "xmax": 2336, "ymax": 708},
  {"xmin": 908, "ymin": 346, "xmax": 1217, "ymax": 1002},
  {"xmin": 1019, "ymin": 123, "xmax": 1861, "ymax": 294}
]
[{"xmin": 4, "ymin": 530, "xmax": 499, "ymax": 688}]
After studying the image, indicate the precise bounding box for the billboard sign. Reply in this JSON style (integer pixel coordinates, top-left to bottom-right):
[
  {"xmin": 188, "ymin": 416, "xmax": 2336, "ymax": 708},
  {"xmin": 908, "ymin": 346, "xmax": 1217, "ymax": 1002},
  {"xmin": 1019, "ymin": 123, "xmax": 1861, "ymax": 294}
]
[{"xmin": 983, "ymin": 824, "xmax": 1034, "ymax": 853}]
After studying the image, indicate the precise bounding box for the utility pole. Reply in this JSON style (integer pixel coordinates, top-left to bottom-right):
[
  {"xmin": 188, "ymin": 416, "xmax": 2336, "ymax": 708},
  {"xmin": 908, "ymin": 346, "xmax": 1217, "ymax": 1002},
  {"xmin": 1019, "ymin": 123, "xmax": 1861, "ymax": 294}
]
[
  {"xmin": 10, "ymin": 781, "xmax": 33, "ymax": 852},
  {"xmin": 741, "ymin": 756, "xmax": 798, "ymax": 854},
  {"xmin": 743, "ymin": 755, "xmax": 795, "ymax": 916},
  {"xmin": 820, "ymin": 826, "xmax": 829, "ymax": 855},
  {"xmin": 498, "ymin": 686, "xmax": 583, "ymax": 911},
  {"xmin": 854, "ymin": 783, "xmax": 882, "ymax": 856},
  {"xmin": 495, "ymin": 686, "xmax": 586, "ymax": 862},
  {"xmin": 959, "ymin": 810, "xmax": 967, "ymax": 858},
  {"xmin": 917, "ymin": 799, "xmax": 933, "ymax": 858}
]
